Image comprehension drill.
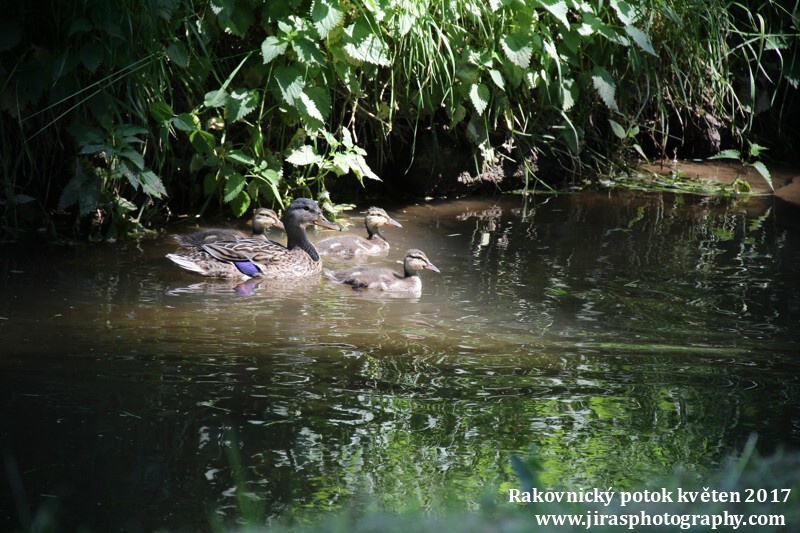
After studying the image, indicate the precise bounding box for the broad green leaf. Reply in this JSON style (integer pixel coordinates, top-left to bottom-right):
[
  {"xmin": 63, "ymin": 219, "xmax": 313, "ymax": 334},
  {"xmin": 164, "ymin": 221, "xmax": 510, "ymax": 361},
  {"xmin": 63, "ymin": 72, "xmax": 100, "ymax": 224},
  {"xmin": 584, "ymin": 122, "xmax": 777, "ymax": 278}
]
[
  {"xmin": 748, "ymin": 143, "xmax": 768, "ymax": 158},
  {"xmin": 211, "ymin": 0, "xmax": 253, "ymax": 37},
  {"xmin": 591, "ymin": 66, "xmax": 619, "ymax": 112},
  {"xmin": 539, "ymin": 0, "xmax": 570, "ymax": 28},
  {"xmin": 204, "ymin": 89, "xmax": 227, "ymax": 108},
  {"xmin": 223, "ymin": 169, "xmax": 247, "ymax": 203},
  {"xmin": 343, "ymin": 19, "xmax": 391, "ymax": 66},
  {"xmin": 299, "ymin": 91, "xmax": 324, "ymax": 122},
  {"xmin": 751, "ymin": 161, "xmax": 773, "ymax": 191},
  {"xmin": 299, "ymin": 87, "xmax": 331, "ymax": 122},
  {"xmin": 489, "ymin": 69, "xmax": 505, "ymax": 91},
  {"xmin": 331, "ymin": 152, "xmax": 351, "ymax": 175},
  {"xmin": 80, "ymin": 42, "xmax": 104, "ymax": 73},
  {"xmin": 311, "ymin": 0, "xmax": 343, "ymax": 39},
  {"xmin": 140, "ymin": 170, "xmax": 167, "ymax": 198},
  {"xmin": 173, "ymin": 113, "xmax": 199, "ymax": 132},
  {"xmin": 120, "ymin": 148, "xmax": 145, "ymax": 170},
  {"xmin": 469, "ymin": 83, "xmax": 490, "ymax": 116},
  {"xmin": 625, "ymin": 25, "xmax": 656, "ymax": 56},
  {"xmin": 203, "ymin": 172, "xmax": 218, "ymax": 195},
  {"xmin": 225, "ymin": 88, "xmax": 259, "ymax": 122},
  {"xmin": 68, "ymin": 18, "xmax": 92, "ymax": 36},
  {"xmin": 350, "ymin": 154, "xmax": 381, "ymax": 182},
  {"xmin": 150, "ymin": 101, "xmax": 174, "ymax": 123},
  {"xmin": 709, "ymin": 149, "xmax": 741, "ymax": 160},
  {"xmin": 261, "ymin": 36, "xmax": 288, "ymax": 64},
  {"xmin": 610, "ymin": 0, "xmax": 637, "ymax": 25},
  {"xmin": 500, "ymin": 33, "xmax": 533, "ymax": 68},
  {"xmin": 286, "ymin": 145, "xmax": 323, "ymax": 166},
  {"xmin": 229, "ymin": 190, "xmax": 250, "ymax": 217},
  {"xmin": 292, "ymin": 37, "xmax": 326, "ymax": 66},
  {"xmin": 273, "ymin": 65, "xmax": 305, "ymax": 105},
  {"xmin": 190, "ymin": 129, "xmax": 216, "ymax": 156},
  {"xmin": 562, "ymin": 77, "xmax": 577, "ymax": 111},
  {"xmin": 116, "ymin": 124, "xmax": 147, "ymax": 141},
  {"xmin": 166, "ymin": 42, "xmax": 189, "ymax": 68},
  {"xmin": 227, "ymin": 150, "xmax": 255, "ymax": 165},
  {"xmin": 608, "ymin": 119, "xmax": 627, "ymax": 139}
]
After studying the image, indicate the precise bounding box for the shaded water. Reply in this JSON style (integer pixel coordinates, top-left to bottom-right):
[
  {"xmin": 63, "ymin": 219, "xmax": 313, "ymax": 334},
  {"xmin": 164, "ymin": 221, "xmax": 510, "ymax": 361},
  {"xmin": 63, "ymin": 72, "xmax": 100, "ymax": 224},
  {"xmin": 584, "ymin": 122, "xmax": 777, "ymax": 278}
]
[{"xmin": 2, "ymin": 192, "xmax": 799, "ymax": 531}]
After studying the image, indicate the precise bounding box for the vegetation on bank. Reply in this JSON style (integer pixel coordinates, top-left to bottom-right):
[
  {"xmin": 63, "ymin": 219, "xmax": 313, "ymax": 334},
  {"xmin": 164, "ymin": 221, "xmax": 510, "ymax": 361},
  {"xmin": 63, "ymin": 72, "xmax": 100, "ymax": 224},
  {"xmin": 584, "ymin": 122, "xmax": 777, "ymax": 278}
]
[{"xmin": 1, "ymin": 0, "xmax": 797, "ymax": 240}]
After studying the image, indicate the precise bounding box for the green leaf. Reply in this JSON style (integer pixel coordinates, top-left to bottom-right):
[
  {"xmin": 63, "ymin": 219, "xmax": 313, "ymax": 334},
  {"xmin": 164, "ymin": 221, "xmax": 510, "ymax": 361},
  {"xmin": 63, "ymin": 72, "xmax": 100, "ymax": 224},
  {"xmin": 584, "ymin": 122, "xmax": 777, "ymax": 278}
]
[
  {"xmin": 120, "ymin": 148, "xmax": 145, "ymax": 170},
  {"xmin": 227, "ymin": 150, "xmax": 255, "ymax": 165},
  {"xmin": 311, "ymin": 0, "xmax": 343, "ymax": 39},
  {"xmin": 190, "ymin": 130, "xmax": 216, "ymax": 156},
  {"xmin": 748, "ymin": 143, "xmax": 768, "ymax": 158},
  {"xmin": 80, "ymin": 42, "xmax": 104, "ymax": 73},
  {"xmin": 292, "ymin": 37, "xmax": 326, "ymax": 66},
  {"xmin": 150, "ymin": 100, "xmax": 175, "ymax": 123},
  {"xmin": 223, "ymin": 169, "xmax": 247, "ymax": 203},
  {"xmin": 172, "ymin": 113, "xmax": 199, "ymax": 132},
  {"xmin": 591, "ymin": 66, "xmax": 619, "ymax": 112},
  {"xmin": 166, "ymin": 42, "xmax": 189, "ymax": 68},
  {"xmin": 500, "ymin": 33, "xmax": 533, "ymax": 68},
  {"xmin": 229, "ymin": 190, "xmax": 250, "ymax": 217},
  {"xmin": 273, "ymin": 65, "xmax": 305, "ymax": 105},
  {"xmin": 539, "ymin": 0, "xmax": 570, "ymax": 28},
  {"xmin": 489, "ymin": 69, "xmax": 505, "ymax": 91},
  {"xmin": 298, "ymin": 87, "xmax": 331, "ymax": 122},
  {"xmin": 624, "ymin": 25, "xmax": 656, "ymax": 56},
  {"xmin": 469, "ymin": 83, "xmax": 490, "ymax": 116},
  {"xmin": 751, "ymin": 161, "xmax": 773, "ymax": 191},
  {"xmin": 709, "ymin": 149, "xmax": 741, "ymax": 160},
  {"xmin": 611, "ymin": 0, "xmax": 637, "ymax": 25},
  {"xmin": 286, "ymin": 145, "xmax": 323, "ymax": 166},
  {"xmin": 225, "ymin": 88, "xmax": 259, "ymax": 122},
  {"xmin": 350, "ymin": 154, "xmax": 381, "ymax": 182},
  {"xmin": 204, "ymin": 89, "xmax": 227, "ymax": 108},
  {"xmin": 261, "ymin": 36, "xmax": 288, "ymax": 64},
  {"xmin": 343, "ymin": 19, "xmax": 391, "ymax": 66},
  {"xmin": 140, "ymin": 170, "xmax": 167, "ymax": 198},
  {"xmin": 608, "ymin": 119, "xmax": 627, "ymax": 139}
]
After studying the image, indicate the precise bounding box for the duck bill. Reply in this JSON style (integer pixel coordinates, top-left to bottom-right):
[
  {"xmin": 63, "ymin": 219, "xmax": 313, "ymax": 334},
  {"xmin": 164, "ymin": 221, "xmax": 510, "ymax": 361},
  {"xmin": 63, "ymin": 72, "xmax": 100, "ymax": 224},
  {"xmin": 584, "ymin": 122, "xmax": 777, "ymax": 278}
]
[
  {"xmin": 314, "ymin": 215, "xmax": 341, "ymax": 231},
  {"xmin": 425, "ymin": 263, "xmax": 441, "ymax": 273},
  {"xmin": 273, "ymin": 220, "xmax": 286, "ymax": 230}
]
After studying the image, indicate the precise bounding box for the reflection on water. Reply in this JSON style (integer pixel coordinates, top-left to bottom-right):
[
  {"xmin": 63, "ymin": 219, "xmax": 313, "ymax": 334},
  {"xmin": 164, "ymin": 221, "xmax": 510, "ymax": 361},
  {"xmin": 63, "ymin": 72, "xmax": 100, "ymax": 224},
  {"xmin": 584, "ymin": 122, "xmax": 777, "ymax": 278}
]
[{"xmin": 1, "ymin": 192, "xmax": 799, "ymax": 531}]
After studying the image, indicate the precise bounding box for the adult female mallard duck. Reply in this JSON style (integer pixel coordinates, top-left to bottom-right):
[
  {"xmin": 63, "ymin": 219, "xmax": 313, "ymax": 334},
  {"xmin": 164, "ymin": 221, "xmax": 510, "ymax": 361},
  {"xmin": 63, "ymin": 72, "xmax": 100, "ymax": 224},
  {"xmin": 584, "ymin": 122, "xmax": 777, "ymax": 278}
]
[
  {"xmin": 174, "ymin": 208, "xmax": 284, "ymax": 249},
  {"xmin": 167, "ymin": 198, "xmax": 339, "ymax": 279},
  {"xmin": 323, "ymin": 249, "xmax": 439, "ymax": 294},
  {"xmin": 315, "ymin": 207, "xmax": 402, "ymax": 257}
]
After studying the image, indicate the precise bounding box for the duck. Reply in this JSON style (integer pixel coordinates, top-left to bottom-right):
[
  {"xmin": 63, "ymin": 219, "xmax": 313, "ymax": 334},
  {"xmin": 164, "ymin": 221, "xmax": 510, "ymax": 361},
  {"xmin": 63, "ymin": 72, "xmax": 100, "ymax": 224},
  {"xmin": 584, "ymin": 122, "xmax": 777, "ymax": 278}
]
[
  {"xmin": 174, "ymin": 208, "xmax": 284, "ymax": 249},
  {"xmin": 315, "ymin": 206, "xmax": 402, "ymax": 257},
  {"xmin": 323, "ymin": 249, "xmax": 440, "ymax": 294},
  {"xmin": 167, "ymin": 198, "xmax": 339, "ymax": 279}
]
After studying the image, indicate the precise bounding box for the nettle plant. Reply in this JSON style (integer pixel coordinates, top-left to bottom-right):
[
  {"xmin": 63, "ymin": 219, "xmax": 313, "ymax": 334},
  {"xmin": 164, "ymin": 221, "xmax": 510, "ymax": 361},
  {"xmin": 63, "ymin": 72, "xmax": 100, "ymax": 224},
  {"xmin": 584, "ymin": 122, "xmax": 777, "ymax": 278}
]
[{"xmin": 178, "ymin": 0, "xmax": 662, "ymax": 214}]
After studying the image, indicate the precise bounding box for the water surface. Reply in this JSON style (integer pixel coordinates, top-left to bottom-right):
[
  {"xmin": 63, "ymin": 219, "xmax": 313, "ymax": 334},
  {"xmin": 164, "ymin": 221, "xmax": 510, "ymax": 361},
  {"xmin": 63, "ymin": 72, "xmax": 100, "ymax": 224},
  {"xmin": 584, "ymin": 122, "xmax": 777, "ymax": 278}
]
[{"xmin": 1, "ymin": 192, "xmax": 799, "ymax": 531}]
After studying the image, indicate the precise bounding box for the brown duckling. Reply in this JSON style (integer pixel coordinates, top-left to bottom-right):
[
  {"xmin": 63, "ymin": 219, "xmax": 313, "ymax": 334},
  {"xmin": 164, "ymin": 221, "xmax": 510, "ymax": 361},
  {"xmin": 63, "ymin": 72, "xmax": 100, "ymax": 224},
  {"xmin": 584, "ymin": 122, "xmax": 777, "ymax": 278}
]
[
  {"xmin": 174, "ymin": 208, "xmax": 284, "ymax": 249},
  {"xmin": 323, "ymin": 249, "xmax": 439, "ymax": 294},
  {"xmin": 316, "ymin": 207, "xmax": 402, "ymax": 257}
]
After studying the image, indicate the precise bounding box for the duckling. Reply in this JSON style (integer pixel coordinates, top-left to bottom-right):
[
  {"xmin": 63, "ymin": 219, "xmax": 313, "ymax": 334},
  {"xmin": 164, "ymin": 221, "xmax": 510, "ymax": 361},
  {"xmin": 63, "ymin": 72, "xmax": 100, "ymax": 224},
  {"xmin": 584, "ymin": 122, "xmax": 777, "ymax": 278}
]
[
  {"xmin": 168, "ymin": 198, "xmax": 339, "ymax": 279},
  {"xmin": 323, "ymin": 249, "xmax": 439, "ymax": 294},
  {"xmin": 174, "ymin": 208, "xmax": 284, "ymax": 249},
  {"xmin": 316, "ymin": 207, "xmax": 402, "ymax": 257}
]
